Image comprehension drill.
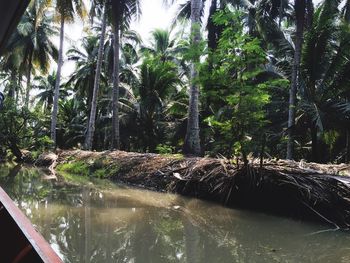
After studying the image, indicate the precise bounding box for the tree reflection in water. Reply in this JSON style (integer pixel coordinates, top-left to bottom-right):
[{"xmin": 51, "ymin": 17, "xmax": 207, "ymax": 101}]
[{"xmin": 0, "ymin": 165, "xmax": 350, "ymax": 263}]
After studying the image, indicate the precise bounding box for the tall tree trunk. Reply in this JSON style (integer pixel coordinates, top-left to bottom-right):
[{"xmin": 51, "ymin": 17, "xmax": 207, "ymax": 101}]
[
  {"xmin": 286, "ymin": 0, "xmax": 306, "ymax": 160},
  {"xmin": 111, "ymin": 20, "xmax": 120, "ymax": 150},
  {"xmin": 183, "ymin": 0, "xmax": 202, "ymax": 156},
  {"xmin": 25, "ymin": 51, "xmax": 33, "ymax": 108},
  {"xmin": 51, "ymin": 15, "xmax": 65, "ymax": 147},
  {"xmin": 84, "ymin": 5, "xmax": 107, "ymax": 150}
]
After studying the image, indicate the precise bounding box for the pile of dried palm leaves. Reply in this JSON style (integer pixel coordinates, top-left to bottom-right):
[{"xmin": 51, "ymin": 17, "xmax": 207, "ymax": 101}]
[{"xmin": 39, "ymin": 150, "xmax": 350, "ymax": 229}]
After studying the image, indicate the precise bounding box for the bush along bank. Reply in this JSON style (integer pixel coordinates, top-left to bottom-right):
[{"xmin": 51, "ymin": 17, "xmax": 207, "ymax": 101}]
[{"xmin": 36, "ymin": 150, "xmax": 350, "ymax": 229}]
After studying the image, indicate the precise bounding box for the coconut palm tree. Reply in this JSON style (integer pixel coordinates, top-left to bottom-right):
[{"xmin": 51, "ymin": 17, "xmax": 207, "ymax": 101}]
[
  {"xmin": 286, "ymin": 0, "xmax": 307, "ymax": 160},
  {"xmin": 34, "ymin": 72, "xmax": 69, "ymax": 112},
  {"xmin": 85, "ymin": 3, "xmax": 108, "ymax": 150},
  {"xmin": 10, "ymin": 0, "xmax": 58, "ymax": 108},
  {"xmin": 136, "ymin": 56, "xmax": 181, "ymax": 152},
  {"xmin": 183, "ymin": 0, "xmax": 202, "ymax": 155},
  {"xmin": 141, "ymin": 28, "xmax": 179, "ymax": 62},
  {"xmin": 109, "ymin": 0, "xmax": 141, "ymax": 150},
  {"xmin": 299, "ymin": 0, "xmax": 350, "ymax": 162},
  {"xmin": 50, "ymin": 0, "xmax": 87, "ymax": 147},
  {"xmin": 66, "ymin": 35, "xmax": 101, "ymax": 119},
  {"xmin": 170, "ymin": 0, "xmax": 291, "ymax": 155},
  {"xmin": 58, "ymin": 99, "xmax": 87, "ymax": 148},
  {"xmin": 0, "ymin": 53, "xmax": 21, "ymax": 100}
]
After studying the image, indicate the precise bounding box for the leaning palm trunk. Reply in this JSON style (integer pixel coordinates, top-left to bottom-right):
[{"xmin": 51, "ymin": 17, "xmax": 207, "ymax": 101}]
[
  {"xmin": 84, "ymin": 5, "xmax": 107, "ymax": 150},
  {"xmin": 51, "ymin": 15, "xmax": 65, "ymax": 147},
  {"xmin": 183, "ymin": 0, "xmax": 202, "ymax": 156},
  {"xmin": 111, "ymin": 20, "xmax": 120, "ymax": 150},
  {"xmin": 286, "ymin": 0, "xmax": 306, "ymax": 160}
]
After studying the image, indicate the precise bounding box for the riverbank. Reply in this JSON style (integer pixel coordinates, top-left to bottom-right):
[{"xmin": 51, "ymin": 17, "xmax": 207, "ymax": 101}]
[{"xmin": 35, "ymin": 150, "xmax": 350, "ymax": 229}]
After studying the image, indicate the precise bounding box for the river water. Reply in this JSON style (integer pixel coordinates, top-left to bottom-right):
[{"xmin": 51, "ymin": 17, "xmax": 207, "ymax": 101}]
[{"xmin": 0, "ymin": 165, "xmax": 349, "ymax": 263}]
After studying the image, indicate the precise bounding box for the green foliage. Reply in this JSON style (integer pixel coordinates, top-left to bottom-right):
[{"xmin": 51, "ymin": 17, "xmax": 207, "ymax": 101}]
[
  {"xmin": 182, "ymin": 24, "xmax": 206, "ymax": 63},
  {"xmin": 202, "ymin": 10, "xmax": 288, "ymax": 158},
  {"xmin": 57, "ymin": 161, "xmax": 90, "ymax": 176},
  {"xmin": 156, "ymin": 144, "xmax": 175, "ymax": 154},
  {"xmin": 57, "ymin": 158, "xmax": 121, "ymax": 179},
  {"xmin": 136, "ymin": 55, "xmax": 182, "ymax": 152},
  {"xmin": 0, "ymin": 100, "xmax": 52, "ymax": 160},
  {"xmin": 0, "ymin": 0, "xmax": 350, "ymax": 164}
]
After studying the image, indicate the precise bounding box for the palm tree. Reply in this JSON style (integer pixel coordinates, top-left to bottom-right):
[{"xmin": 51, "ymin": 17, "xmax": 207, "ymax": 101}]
[
  {"xmin": 299, "ymin": 0, "xmax": 350, "ymax": 162},
  {"xmin": 66, "ymin": 35, "xmax": 101, "ymax": 117},
  {"xmin": 10, "ymin": 0, "xmax": 58, "ymax": 108},
  {"xmin": 183, "ymin": 0, "xmax": 202, "ymax": 155},
  {"xmin": 110, "ymin": 0, "xmax": 141, "ymax": 150},
  {"xmin": 137, "ymin": 57, "xmax": 181, "ymax": 152},
  {"xmin": 51, "ymin": 0, "xmax": 86, "ymax": 147},
  {"xmin": 34, "ymin": 72, "xmax": 69, "ymax": 112},
  {"xmin": 0, "ymin": 55, "xmax": 20, "ymax": 100},
  {"xmin": 58, "ymin": 99, "xmax": 87, "ymax": 148},
  {"xmin": 141, "ymin": 28, "xmax": 179, "ymax": 62},
  {"xmin": 286, "ymin": 0, "xmax": 307, "ymax": 160},
  {"xmin": 170, "ymin": 0, "xmax": 291, "ymax": 156},
  {"xmin": 107, "ymin": 32, "xmax": 183, "ymax": 150},
  {"xmin": 85, "ymin": 3, "xmax": 108, "ymax": 150},
  {"xmin": 342, "ymin": 0, "xmax": 350, "ymax": 162}
]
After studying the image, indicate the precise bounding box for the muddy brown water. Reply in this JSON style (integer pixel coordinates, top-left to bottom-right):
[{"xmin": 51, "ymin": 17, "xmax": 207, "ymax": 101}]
[{"xmin": 0, "ymin": 165, "xmax": 349, "ymax": 263}]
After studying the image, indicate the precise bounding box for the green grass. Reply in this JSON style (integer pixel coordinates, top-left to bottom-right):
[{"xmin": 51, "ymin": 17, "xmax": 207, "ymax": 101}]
[
  {"xmin": 56, "ymin": 159, "xmax": 121, "ymax": 179},
  {"xmin": 57, "ymin": 161, "xmax": 89, "ymax": 176}
]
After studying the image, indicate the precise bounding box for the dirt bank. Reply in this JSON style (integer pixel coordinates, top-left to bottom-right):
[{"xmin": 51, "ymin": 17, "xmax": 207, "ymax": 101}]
[{"xmin": 36, "ymin": 150, "xmax": 350, "ymax": 229}]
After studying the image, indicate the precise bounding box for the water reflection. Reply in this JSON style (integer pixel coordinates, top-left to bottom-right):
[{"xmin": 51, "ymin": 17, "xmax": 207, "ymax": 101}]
[{"xmin": 0, "ymin": 165, "xmax": 349, "ymax": 263}]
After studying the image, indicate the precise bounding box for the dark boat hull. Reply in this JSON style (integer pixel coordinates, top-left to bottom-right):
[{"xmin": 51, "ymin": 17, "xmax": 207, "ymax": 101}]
[{"xmin": 0, "ymin": 187, "xmax": 62, "ymax": 263}]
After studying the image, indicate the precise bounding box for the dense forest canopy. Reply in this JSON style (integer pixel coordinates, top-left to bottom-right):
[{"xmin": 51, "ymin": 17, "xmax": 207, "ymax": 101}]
[{"xmin": 0, "ymin": 0, "xmax": 349, "ymax": 164}]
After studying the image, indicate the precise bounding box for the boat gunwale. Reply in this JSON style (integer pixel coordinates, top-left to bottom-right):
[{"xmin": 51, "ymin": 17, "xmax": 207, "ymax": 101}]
[{"xmin": 0, "ymin": 186, "xmax": 62, "ymax": 263}]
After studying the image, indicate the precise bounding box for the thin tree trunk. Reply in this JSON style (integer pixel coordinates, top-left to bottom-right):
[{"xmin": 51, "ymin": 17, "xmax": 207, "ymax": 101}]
[
  {"xmin": 286, "ymin": 0, "xmax": 306, "ymax": 160},
  {"xmin": 51, "ymin": 15, "xmax": 65, "ymax": 147},
  {"xmin": 84, "ymin": 5, "xmax": 107, "ymax": 150},
  {"xmin": 111, "ymin": 20, "xmax": 120, "ymax": 150},
  {"xmin": 25, "ymin": 51, "xmax": 33, "ymax": 108},
  {"xmin": 183, "ymin": 0, "xmax": 202, "ymax": 156}
]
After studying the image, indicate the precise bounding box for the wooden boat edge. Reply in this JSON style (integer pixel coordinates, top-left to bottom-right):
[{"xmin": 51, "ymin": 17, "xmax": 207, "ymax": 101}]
[{"xmin": 0, "ymin": 186, "xmax": 62, "ymax": 263}]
